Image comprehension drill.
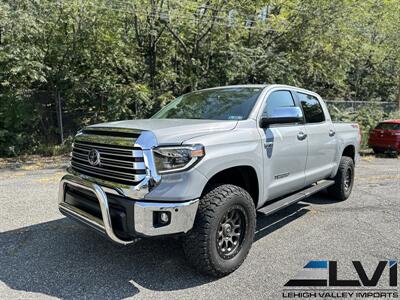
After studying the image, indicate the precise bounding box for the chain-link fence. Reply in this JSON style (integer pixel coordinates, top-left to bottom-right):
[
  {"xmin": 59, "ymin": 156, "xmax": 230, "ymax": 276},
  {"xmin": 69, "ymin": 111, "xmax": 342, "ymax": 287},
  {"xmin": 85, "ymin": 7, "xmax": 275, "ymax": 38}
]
[{"xmin": 325, "ymin": 100, "xmax": 398, "ymax": 113}]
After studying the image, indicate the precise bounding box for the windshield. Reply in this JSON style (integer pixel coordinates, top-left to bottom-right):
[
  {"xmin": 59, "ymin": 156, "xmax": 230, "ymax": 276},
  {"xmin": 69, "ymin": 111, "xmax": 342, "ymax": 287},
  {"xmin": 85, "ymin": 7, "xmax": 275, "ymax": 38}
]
[{"xmin": 152, "ymin": 87, "xmax": 263, "ymax": 120}]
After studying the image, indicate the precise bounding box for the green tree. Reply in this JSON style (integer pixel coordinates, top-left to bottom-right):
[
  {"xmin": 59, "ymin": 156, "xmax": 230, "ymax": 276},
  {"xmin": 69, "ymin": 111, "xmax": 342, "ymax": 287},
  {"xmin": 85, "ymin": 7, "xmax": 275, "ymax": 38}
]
[{"xmin": 0, "ymin": 0, "xmax": 399, "ymax": 156}]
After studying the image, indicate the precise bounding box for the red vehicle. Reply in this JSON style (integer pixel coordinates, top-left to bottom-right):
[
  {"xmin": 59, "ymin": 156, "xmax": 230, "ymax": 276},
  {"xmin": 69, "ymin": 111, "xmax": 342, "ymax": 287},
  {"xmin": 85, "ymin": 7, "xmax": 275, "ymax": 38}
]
[{"xmin": 368, "ymin": 120, "xmax": 400, "ymax": 154}]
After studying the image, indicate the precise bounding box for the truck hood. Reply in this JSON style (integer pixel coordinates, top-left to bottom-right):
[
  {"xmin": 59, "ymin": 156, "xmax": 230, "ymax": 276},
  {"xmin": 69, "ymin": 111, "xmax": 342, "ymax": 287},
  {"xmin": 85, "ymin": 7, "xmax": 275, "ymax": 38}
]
[{"xmin": 89, "ymin": 119, "xmax": 238, "ymax": 144}]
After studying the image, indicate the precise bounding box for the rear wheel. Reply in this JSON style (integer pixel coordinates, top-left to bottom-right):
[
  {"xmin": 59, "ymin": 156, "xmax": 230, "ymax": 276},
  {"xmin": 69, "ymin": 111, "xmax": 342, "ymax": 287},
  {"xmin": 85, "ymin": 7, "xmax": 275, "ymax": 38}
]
[
  {"xmin": 327, "ymin": 156, "xmax": 354, "ymax": 201},
  {"xmin": 182, "ymin": 184, "xmax": 256, "ymax": 277}
]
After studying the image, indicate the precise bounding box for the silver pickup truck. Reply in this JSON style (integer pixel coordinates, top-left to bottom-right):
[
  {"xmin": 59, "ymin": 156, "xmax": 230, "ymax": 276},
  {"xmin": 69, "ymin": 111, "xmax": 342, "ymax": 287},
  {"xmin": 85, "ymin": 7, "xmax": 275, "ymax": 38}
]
[{"xmin": 58, "ymin": 84, "xmax": 360, "ymax": 276}]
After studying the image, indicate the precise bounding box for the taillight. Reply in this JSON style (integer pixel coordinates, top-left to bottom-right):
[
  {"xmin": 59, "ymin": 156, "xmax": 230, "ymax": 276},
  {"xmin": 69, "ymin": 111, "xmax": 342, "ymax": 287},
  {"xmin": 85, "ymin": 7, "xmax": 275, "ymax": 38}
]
[{"xmin": 352, "ymin": 124, "xmax": 362, "ymax": 144}]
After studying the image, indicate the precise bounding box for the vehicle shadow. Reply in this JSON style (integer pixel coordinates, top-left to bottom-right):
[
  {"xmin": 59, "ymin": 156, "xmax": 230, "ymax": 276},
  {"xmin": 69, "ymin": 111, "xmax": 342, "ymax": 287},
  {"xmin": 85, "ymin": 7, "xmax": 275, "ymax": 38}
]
[
  {"xmin": 0, "ymin": 194, "xmax": 327, "ymax": 298},
  {"xmin": 255, "ymin": 202, "xmax": 309, "ymax": 242},
  {"xmin": 301, "ymin": 189, "xmax": 339, "ymax": 205}
]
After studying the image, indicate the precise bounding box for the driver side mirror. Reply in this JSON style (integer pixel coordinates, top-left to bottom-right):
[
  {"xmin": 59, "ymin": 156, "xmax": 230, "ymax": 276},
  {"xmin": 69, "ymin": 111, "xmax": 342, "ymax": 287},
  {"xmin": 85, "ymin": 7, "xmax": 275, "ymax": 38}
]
[{"xmin": 260, "ymin": 107, "xmax": 304, "ymax": 127}]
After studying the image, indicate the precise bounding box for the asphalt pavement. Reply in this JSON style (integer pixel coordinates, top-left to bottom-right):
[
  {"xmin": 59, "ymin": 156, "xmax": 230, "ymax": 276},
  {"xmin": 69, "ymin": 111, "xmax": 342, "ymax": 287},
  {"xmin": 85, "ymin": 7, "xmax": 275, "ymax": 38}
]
[{"xmin": 0, "ymin": 157, "xmax": 399, "ymax": 299}]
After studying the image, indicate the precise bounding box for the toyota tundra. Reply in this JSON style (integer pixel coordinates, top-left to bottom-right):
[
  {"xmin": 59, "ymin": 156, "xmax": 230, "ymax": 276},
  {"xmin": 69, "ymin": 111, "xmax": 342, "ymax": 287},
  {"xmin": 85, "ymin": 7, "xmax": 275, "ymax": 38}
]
[{"xmin": 58, "ymin": 84, "xmax": 360, "ymax": 276}]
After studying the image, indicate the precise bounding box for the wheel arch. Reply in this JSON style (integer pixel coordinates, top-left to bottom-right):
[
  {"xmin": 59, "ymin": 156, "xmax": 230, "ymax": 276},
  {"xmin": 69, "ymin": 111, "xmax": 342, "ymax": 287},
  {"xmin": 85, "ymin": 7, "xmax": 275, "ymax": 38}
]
[
  {"xmin": 330, "ymin": 143, "xmax": 356, "ymax": 178},
  {"xmin": 342, "ymin": 144, "xmax": 355, "ymax": 162},
  {"xmin": 201, "ymin": 165, "xmax": 260, "ymax": 208}
]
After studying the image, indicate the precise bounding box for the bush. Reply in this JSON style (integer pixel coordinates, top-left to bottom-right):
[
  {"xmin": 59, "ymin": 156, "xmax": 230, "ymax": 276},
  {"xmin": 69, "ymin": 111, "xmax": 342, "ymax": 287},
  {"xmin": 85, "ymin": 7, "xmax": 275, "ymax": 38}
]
[
  {"xmin": 328, "ymin": 103, "xmax": 400, "ymax": 148},
  {"xmin": 31, "ymin": 136, "xmax": 73, "ymax": 157}
]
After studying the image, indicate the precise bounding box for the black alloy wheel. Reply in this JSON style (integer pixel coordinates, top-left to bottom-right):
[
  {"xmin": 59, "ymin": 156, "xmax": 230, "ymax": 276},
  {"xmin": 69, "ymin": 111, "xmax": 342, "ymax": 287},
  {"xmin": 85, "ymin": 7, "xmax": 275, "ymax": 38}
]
[{"xmin": 216, "ymin": 207, "xmax": 246, "ymax": 260}]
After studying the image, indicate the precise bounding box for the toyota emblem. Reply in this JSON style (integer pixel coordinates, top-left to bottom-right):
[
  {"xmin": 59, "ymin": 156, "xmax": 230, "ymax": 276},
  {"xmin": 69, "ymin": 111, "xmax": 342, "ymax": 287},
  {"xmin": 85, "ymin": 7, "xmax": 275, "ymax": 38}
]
[{"xmin": 88, "ymin": 149, "xmax": 101, "ymax": 166}]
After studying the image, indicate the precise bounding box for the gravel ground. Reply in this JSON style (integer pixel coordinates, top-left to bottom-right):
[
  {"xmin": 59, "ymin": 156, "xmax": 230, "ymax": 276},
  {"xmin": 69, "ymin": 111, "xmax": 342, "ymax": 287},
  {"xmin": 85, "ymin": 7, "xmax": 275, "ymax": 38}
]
[{"xmin": 0, "ymin": 157, "xmax": 399, "ymax": 299}]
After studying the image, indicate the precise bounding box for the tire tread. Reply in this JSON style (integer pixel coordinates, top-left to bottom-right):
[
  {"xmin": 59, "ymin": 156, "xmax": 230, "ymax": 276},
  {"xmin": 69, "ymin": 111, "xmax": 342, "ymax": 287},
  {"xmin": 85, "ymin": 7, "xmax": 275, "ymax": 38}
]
[
  {"xmin": 328, "ymin": 156, "xmax": 354, "ymax": 201},
  {"xmin": 183, "ymin": 184, "xmax": 255, "ymax": 277}
]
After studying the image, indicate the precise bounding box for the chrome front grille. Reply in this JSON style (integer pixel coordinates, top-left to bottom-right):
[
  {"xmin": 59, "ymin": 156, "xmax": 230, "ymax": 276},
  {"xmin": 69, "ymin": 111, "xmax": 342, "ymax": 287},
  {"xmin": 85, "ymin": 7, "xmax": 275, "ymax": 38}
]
[{"xmin": 71, "ymin": 140, "xmax": 146, "ymax": 185}]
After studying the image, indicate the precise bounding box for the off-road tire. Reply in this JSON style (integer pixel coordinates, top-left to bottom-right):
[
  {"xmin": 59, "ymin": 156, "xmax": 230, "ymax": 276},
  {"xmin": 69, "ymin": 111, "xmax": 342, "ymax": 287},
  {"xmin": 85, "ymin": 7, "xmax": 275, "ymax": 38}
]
[
  {"xmin": 182, "ymin": 184, "xmax": 256, "ymax": 277},
  {"xmin": 327, "ymin": 156, "xmax": 354, "ymax": 201}
]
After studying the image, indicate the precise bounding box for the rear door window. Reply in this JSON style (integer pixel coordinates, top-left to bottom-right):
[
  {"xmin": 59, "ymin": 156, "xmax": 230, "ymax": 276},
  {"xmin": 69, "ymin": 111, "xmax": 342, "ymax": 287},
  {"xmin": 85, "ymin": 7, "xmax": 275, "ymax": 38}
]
[{"xmin": 297, "ymin": 92, "xmax": 325, "ymax": 123}]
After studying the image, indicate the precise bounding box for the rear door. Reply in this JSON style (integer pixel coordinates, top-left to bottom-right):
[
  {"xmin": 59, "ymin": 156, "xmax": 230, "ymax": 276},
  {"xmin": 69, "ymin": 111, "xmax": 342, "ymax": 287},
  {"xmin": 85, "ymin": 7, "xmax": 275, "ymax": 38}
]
[
  {"xmin": 259, "ymin": 90, "xmax": 308, "ymax": 201},
  {"xmin": 296, "ymin": 92, "xmax": 337, "ymax": 185}
]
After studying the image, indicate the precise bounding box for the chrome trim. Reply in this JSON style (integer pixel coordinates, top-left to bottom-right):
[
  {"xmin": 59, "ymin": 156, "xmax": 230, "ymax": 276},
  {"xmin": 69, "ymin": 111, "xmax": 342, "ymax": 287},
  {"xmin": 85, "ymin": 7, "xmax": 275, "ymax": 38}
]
[
  {"xmin": 134, "ymin": 130, "xmax": 158, "ymax": 150},
  {"xmin": 72, "ymin": 151, "xmax": 145, "ymax": 169},
  {"xmin": 72, "ymin": 152, "xmax": 86, "ymax": 159},
  {"xmin": 130, "ymin": 131, "xmax": 162, "ymax": 199},
  {"xmin": 84, "ymin": 126, "xmax": 142, "ymax": 135},
  {"xmin": 99, "ymin": 151, "xmax": 141, "ymax": 158},
  {"xmin": 70, "ymin": 164, "xmax": 145, "ymax": 184},
  {"xmin": 134, "ymin": 200, "xmax": 199, "ymax": 236},
  {"xmin": 71, "ymin": 160, "xmax": 146, "ymax": 181},
  {"xmin": 69, "ymin": 130, "xmax": 161, "ymax": 200},
  {"xmin": 88, "ymin": 149, "xmax": 101, "ymax": 166},
  {"xmin": 61, "ymin": 128, "xmax": 199, "ymax": 242},
  {"xmin": 97, "ymin": 161, "xmax": 145, "ymax": 170},
  {"xmin": 74, "ymin": 142, "xmax": 142, "ymax": 155},
  {"xmin": 58, "ymin": 174, "xmax": 199, "ymax": 242},
  {"xmin": 71, "ymin": 154, "xmax": 146, "ymax": 171},
  {"xmin": 99, "ymin": 156, "xmax": 145, "ymax": 167},
  {"xmin": 58, "ymin": 174, "xmax": 135, "ymax": 245},
  {"xmin": 59, "ymin": 202, "xmax": 104, "ymax": 233},
  {"xmin": 74, "ymin": 145, "xmax": 144, "ymax": 158},
  {"xmin": 75, "ymin": 134, "xmax": 139, "ymax": 147}
]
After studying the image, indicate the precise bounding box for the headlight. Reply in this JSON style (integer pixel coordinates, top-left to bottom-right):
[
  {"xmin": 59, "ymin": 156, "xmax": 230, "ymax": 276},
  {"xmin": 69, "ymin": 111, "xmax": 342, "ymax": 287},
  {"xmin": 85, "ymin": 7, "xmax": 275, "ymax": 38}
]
[{"xmin": 153, "ymin": 144, "xmax": 205, "ymax": 174}]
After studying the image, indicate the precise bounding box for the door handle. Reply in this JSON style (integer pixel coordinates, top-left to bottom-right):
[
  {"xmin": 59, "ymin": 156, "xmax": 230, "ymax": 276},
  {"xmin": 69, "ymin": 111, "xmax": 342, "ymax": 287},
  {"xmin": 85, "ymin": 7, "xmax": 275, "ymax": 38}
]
[
  {"xmin": 297, "ymin": 131, "xmax": 307, "ymax": 140},
  {"xmin": 329, "ymin": 130, "xmax": 336, "ymax": 137}
]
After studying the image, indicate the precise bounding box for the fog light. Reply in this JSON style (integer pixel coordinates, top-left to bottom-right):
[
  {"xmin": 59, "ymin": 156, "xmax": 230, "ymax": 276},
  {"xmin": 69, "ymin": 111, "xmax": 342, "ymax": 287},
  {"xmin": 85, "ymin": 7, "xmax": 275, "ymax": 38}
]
[
  {"xmin": 153, "ymin": 211, "xmax": 171, "ymax": 227},
  {"xmin": 160, "ymin": 212, "xmax": 169, "ymax": 223}
]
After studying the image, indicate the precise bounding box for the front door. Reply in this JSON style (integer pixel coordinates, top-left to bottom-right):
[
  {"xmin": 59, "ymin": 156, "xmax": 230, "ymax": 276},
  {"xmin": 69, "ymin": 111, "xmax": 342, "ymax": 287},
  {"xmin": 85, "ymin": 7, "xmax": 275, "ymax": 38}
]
[{"xmin": 260, "ymin": 90, "xmax": 308, "ymax": 201}]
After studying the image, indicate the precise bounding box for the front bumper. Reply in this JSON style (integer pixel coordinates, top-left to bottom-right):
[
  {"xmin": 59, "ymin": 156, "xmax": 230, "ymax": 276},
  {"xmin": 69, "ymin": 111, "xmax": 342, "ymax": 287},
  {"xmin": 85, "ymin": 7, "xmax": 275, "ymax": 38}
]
[{"xmin": 58, "ymin": 174, "xmax": 199, "ymax": 245}]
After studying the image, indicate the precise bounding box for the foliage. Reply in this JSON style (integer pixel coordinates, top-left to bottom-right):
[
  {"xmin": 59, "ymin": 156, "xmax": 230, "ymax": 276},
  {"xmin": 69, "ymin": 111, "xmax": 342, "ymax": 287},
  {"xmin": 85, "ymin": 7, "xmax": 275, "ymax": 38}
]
[
  {"xmin": 32, "ymin": 136, "xmax": 73, "ymax": 156},
  {"xmin": 329, "ymin": 104, "xmax": 400, "ymax": 148},
  {"xmin": 0, "ymin": 0, "xmax": 400, "ymax": 156}
]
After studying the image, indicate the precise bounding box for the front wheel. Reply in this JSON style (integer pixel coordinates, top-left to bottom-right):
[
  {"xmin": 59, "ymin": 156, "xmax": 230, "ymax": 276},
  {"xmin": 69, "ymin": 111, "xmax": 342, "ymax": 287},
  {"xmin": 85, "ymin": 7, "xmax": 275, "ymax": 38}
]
[
  {"xmin": 182, "ymin": 184, "xmax": 256, "ymax": 277},
  {"xmin": 327, "ymin": 156, "xmax": 355, "ymax": 201}
]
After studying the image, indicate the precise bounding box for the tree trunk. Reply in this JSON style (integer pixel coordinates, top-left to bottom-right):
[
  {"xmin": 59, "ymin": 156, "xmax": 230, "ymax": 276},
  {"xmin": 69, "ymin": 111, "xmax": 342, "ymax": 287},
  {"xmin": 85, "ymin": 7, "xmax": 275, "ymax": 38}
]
[
  {"xmin": 396, "ymin": 75, "xmax": 400, "ymax": 111},
  {"xmin": 148, "ymin": 41, "xmax": 157, "ymax": 90}
]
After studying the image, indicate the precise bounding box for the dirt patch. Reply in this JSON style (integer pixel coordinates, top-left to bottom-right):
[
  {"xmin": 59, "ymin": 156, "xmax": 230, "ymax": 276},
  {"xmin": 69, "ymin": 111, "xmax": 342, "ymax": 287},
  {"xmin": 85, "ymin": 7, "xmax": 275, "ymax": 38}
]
[{"xmin": 0, "ymin": 155, "xmax": 69, "ymax": 170}]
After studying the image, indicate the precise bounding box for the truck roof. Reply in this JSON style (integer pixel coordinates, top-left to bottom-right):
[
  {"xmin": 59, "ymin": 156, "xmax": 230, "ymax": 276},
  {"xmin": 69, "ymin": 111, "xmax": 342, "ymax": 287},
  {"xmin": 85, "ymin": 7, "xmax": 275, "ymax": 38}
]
[
  {"xmin": 201, "ymin": 84, "xmax": 268, "ymax": 90},
  {"xmin": 200, "ymin": 84, "xmax": 316, "ymax": 93},
  {"xmin": 200, "ymin": 84, "xmax": 321, "ymax": 99}
]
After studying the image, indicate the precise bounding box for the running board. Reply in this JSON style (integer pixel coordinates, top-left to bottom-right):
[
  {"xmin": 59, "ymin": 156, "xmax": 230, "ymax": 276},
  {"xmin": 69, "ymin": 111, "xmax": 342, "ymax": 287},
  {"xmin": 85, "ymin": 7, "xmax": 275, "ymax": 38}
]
[{"xmin": 259, "ymin": 180, "xmax": 335, "ymax": 216}]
